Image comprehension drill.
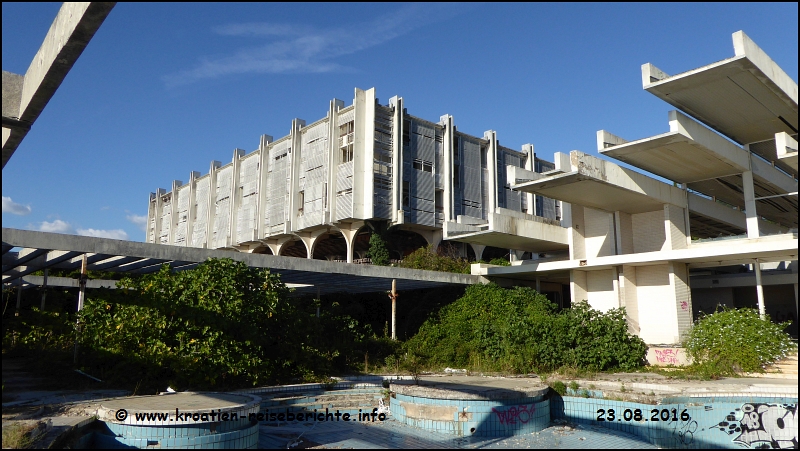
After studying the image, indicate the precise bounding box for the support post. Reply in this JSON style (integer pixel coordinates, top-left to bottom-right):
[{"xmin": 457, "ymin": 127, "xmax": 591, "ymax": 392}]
[
  {"xmin": 388, "ymin": 279, "xmax": 398, "ymax": 340},
  {"xmin": 316, "ymin": 286, "xmax": 321, "ymax": 318},
  {"xmin": 40, "ymin": 268, "xmax": 48, "ymax": 310},
  {"xmin": 742, "ymin": 170, "xmax": 760, "ymax": 239},
  {"xmin": 74, "ymin": 254, "xmax": 87, "ymax": 363},
  {"xmin": 754, "ymin": 259, "xmax": 765, "ymax": 319},
  {"xmin": 15, "ymin": 284, "xmax": 23, "ymax": 316}
]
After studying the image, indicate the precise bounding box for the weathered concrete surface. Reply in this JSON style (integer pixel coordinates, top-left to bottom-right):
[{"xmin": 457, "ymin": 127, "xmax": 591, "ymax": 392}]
[
  {"xmin": 97, "ymin": 392, "xmax": 261, "ymax": 425},
  {"xmin": 391, "ymin": 375, "xmax": 548, "ymax": 400},
  {"xmin": 2, "ymin": 2, "xmax": 115, "ymax": 168}
]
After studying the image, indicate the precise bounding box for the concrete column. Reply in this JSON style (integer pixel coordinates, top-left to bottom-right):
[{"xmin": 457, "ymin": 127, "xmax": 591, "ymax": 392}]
[
  {"xmin": 469, "ymin": 243, "xmax": 486, "ymax": 262},
  {"xmin": 167, "ymin": 180, "xmax": 181, "ymax": 245},
  {"xmin": 570, "ymin": 270, "xmax": 588, "ymax": 304},
  {"xmin": 185, "ymin": 171, "xmax": 200, "ymax": 247},
  {"xmin": 15, "ymin": 284, "xmax": 23, "ymax": 315},
  {"xmin": 620, "ymin": 265, "xmax": 640, "ymax": 334},
  {"xmin": 568, "ymin": 204, "xmax": 586, "ymax": 260},
  {"xmin": 256, "ymin": 135, "xmax": 273, "ymax": 240},
  {"xmin": 229, "ymin": 149, "xmax": 245, "ymax": 247},
  {"xmin": 150, "ymin": 188, "xmax": 166, "ymax": 244},
  {"xmin": 420, "ymin": 229, "xmax": 443, "ymax": 251},
  {"xmin": 328, "ymin": 100, "xmax": 344, "ymax": 224},
  {"xmin": 40, "ymin": 268, "xmax": 47, "ymax": 310},
  {"xmin": 535, "ymin": 276, "xmax": 541, "ymax": 293},
  {"xmin": 754, "ymin": 259, "xmax": 766, "ymax": 319},
  {"xmin": 510, "ymin": 250, "xmax": 525, "ymax": 262},
  {"xmin": 663, "ymin": 204, "xmax": 688, "ymax": 250},
  {"xmin": 522, "ymin": 144, "xmax": 536, "ymax": 216},
  {"xmin": 440, "ymin": 114, "xmax": 454, "ymax": 222},
  {"xmin": 483, "ymin": 130, "xmax": 498, "ymax": 215},
  {"xmin": 338, "ymin": 221, "xmax": 365, "ymax": 263},
  {"xmin": 206, "ymin": 161, "xmax": 222, "ymax": 249},
  {"xmin": 389, "ymin": 96, "xmax": 404, "ymax": 223},
  {"xmin": 289, "ymin": 118, "xmax": 306, "ymax": 233},
  {"xmin": 352, "ymin": 88, "xmax": 375, "ymax": 219},
  {"xmin": 299, "ymin": 229, "xmax": 329, "ymax": 259},
  {"xmin": 742, "ymin": 170, "xmax": 760, "ymax": 238},
  {"xmin": 614, "ymin": 211, "xmax": 633, "ymax": 255}
]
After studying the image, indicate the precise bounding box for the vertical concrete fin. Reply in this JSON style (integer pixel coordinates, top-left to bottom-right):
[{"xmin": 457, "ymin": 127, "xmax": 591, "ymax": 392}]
[{"xmin": 641, "ymin": 63, "xmax": 669, "ymax": 88}]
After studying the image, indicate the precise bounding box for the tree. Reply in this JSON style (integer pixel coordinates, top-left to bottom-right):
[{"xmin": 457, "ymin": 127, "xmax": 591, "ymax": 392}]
[{"xmin": 367, "ymin": 233, "xmax": 390, "ymax": 266}]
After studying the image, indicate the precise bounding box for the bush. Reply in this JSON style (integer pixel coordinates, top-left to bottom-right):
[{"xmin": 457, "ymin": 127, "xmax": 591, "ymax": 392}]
[
  {"xmin": 367, "ymin": 233, "xmax": 390, "ymax": 266},
  {"xmin": 487, "ymin": 258, "xmax": 510, "ymax": 266},
  {"xmin": 684, "ymin": 308, "xmax": 795, "ymax": 376},
  {"xmin": 402, "ymin": 284, "xmax": 646, "ymax": 373},
  {"xmin": 398, "ymin": 245, "xmax": 471, "ymax": 273}
]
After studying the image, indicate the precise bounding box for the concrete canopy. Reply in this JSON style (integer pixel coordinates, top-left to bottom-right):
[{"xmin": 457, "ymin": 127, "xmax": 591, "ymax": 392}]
[
  {"xmin": 642, "ymin": 31, "xmax": 798, "ymax": 177},
  {"xmin": 512, "ymin": 168, "xmax": 682, "ymax": 215},
  {"xmin": 2, "ymin": 228, "xmax": 484, "ymax": 296},
  {"xmin": 443, "ymin": 229, "xmax": 568, "ymax": 253},
  {"xmin": 472, "ymin": 233, "xmax": 798, "ymax": 279}
]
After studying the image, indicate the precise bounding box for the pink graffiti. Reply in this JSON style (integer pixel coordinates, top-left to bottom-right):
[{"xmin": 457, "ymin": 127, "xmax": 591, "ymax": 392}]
[
  {"xmin": 680, "ymin": 301, "xmax": 689, "ymax": 311},
  {"xmin": 654, "ymin": 348, "xmax": 681, "ymax": 364},
  {"xmin": 492, "ymin": 404, "xmax": 536, "ymax": 425}
]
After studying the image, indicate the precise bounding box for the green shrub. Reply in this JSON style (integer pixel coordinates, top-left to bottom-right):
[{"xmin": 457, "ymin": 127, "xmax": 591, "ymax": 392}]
[
  {"xmin": 487, "ymin": 258, "xmax": 510, "ymax": 266},
  {"xmin": 402, "ymin": 284, "xmax": 646, "ymax": 373},
  {"xmin": 550, "ymin": 380, "xmax": 566, "ymax": 396},
  {"xmin": 684, "ymin": 308, "xmax": 795, "ymax": 376},
  {"xmin": 398, "ymin": 245, "xmax": 471, "ymax": 273},
  {"xmin": 367, "ymin": 233, "xmax": 390, "ymax": 266}
]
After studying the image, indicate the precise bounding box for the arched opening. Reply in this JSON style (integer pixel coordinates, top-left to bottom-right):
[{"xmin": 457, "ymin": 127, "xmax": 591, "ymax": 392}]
[
  {"xmin": 383, "ymin": 229, "xmax": 429, "ymax": 259},
  {"xmin": 437, "ymin": 241, "xmax": 467, "ymax": 259},
  {"xmin": 481, "ymin": 246, "xmax": 510, "ymax": 262},
  {"xmin": 252, "ymin": 245, "xmax": 273, "ymax": 255},
  {"xmin": 279, "ymin": 239, "xmax": 308, "ymax": 258},
  {"xmin": 311, "ymin": 232, "xmax": 347, "ymax": 261},
  {"xmin": 352, "ymin": 228, "xmax": 372, "ymax": 261}
]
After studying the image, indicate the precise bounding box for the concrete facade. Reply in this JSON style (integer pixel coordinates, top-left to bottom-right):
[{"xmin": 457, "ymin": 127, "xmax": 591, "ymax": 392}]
[
  {"xmin": 147, "ymin": 88, "xmax": 566, "ymax": 263},
  {"xmin": 484, "ymin": 31, "xmax": 798, "ymax": 345}
]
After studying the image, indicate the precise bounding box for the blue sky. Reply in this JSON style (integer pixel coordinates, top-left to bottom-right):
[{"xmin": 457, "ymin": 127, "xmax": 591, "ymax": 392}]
[{"xmin": 2, "ymin": 3, "xmax": 797, "ymax": 242}]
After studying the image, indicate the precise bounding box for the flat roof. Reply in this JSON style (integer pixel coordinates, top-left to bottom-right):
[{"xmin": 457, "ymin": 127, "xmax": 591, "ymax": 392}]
[{"xmin": 1, "ymin": 228, "xmax": 484, "ymax": 296}]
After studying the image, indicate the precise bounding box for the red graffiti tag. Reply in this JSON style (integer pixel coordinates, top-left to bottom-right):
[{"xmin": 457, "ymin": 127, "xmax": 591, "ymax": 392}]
[
  {"xmin": 654, "ymin": 348, "xmax": 681, "ymax": 364},
  {"xmin": 492, "ymin": 404, "xmax": 536, "ymax": 425}
]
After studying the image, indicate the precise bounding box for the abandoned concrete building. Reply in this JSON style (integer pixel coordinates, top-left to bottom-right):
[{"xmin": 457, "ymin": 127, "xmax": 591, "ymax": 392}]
[
  {"xmin": 146, "ymin": 89, "xmax": 565, "ymax": 264},
  {"xmin": 148, "ymin": 30, "xmax": 798, "ymax": 345}
]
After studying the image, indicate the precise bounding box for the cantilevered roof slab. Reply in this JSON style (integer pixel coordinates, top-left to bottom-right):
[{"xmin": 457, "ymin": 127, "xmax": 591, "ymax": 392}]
[
  {"xmin": 599, "ymin": 111, "xmax": 751, "ymax": 183},
  {"xmin": 445, "ymin": 229, "xmax": 568, "ymax": 253},
  {"xmin": 443, "ymin": 209, "xmax": 569, "ymax": 253},
  {"xmin": 642, "ymin": 32, "xmax": 798, "ymax": 164},
  {"xmin": 1, "ymin": 228, "xmax": 484, "ymax": 296},
  {"xmin": 512, "ymin": 151, "xmax": 685, "ymax": 214}
]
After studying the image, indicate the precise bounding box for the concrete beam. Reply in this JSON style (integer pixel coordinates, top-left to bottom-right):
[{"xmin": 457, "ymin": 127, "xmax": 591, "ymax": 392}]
[{"xmin": 2, "ymin": 2, "xmax": 115, "ymax": 168}]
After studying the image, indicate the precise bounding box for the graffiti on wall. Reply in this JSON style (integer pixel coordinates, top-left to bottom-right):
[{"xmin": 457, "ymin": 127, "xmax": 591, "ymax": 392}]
[
  {"xmin": 653, "ymin": 348, "xmax": 682, "ymax": 365},
  {"xmin": 714, "ymin": 403, "xmax": 797, "ymax": 449},
  {"xmin": 492, "ymin": 404, "xmax": 536, "ymax": 425}
]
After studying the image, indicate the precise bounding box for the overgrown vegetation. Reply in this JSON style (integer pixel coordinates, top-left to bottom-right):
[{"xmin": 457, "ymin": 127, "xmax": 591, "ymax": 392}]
[
  {"xmin": 403, "ymin": 284, "xmax": 647, "ymax": 373},
  {"xmin": 4, "ymin": 259, "xmax": 399, "ymax": 393},
  {"xmin": 684, "ymin": 307, "xmax": 796, "ymax": 377},
  {"xmin": 397, "ymin": 244, "xmax": 471, "ymax": 273}
]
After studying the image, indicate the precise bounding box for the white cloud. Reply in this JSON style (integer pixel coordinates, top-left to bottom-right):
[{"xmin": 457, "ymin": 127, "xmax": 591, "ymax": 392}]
[
  {"xmin": 77, "ymin": 228, "xmax": 129, "ymax": 240},
  {"xmin": 37, "ymin": 219, "xmax": 74, "ymax": 234},
  {"xmin": 164, "ymin": 4, "xmax": 459, "ymax": 86},
  {"xmin": 126, "ymin": 214, "xmax": 148, "ymax": 232},
  {"xmin": 2, "ymin": 196, "xmax": 32, "ymax": 215}
]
